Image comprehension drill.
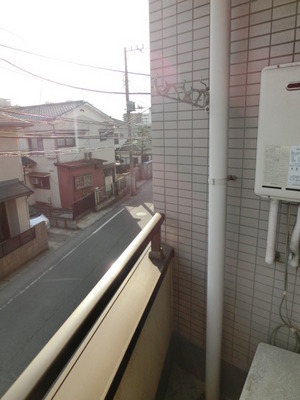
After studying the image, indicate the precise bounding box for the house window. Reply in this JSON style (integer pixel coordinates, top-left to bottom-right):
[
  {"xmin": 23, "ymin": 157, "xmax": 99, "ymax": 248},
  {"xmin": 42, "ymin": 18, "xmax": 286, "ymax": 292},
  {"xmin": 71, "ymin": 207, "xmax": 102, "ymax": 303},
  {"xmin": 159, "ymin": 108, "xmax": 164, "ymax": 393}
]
[
  {"xmin": 74, "ymin": 175, "xmax": 93, "ymax": 190},
  {"xmin": 99, "ymin": 129, "xmax": 108, "ymax": 142},
  {"xmin": 28, "ymin": 138, "xmax": 43, "ymax": 153},
  {"xmin": 30, "ymin": 176, "xmax": 50, "ymax": 189},
  {"xmin": 57, "ymin": 137, "xmax": 75, "ymax": 148},
  {"xmin": 104, "ymin": 168, "xmax": 112, "ymax": 177}
]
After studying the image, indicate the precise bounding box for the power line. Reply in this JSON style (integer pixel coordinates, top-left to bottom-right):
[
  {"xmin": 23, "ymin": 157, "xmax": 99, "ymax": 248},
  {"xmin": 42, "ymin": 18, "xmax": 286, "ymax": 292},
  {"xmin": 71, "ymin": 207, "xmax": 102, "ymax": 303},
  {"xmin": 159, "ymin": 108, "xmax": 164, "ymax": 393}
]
[
  {"xmin": 0, "ymin": 43, "xmax": 150, "ymax": 77},
  {"xmin": 0, "ymin": 63, "xmax": 41, "ymax": 80},
  {"xmin": 0, "ymin": 106, "xmax": 117, "ymax": 124},
  {"xmin": 0, "ymin": 130, "xmax": 148, "ymax": 140},
  {"xmin": 0, "ymin": 111, "xmax": 152, "ymax": 155},
  {"xmin": 0, "ymin": 144, "xmax": 116, "ymax": 158},
  {"xmin": 0, "ymin": 133, "xmax": 110, "ymax": 139},
  {"xmin": 0, "ymin": 58, "xmax": 151, "ymax": 95},
  {"xmin": 0, "ymin": 106, "xmax": 151, "ymax": 130},
  {"xmin": 0, "ymin": 140, "xmax": 147, "ymax": 158}
]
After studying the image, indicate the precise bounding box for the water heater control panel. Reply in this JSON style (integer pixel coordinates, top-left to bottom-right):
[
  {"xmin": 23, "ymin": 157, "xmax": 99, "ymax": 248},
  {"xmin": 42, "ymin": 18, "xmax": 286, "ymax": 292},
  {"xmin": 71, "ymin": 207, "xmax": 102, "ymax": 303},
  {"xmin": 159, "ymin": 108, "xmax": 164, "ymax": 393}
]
[{"xmin": 255, "ymin": 63, "xmax": 300, "ymax": 202}]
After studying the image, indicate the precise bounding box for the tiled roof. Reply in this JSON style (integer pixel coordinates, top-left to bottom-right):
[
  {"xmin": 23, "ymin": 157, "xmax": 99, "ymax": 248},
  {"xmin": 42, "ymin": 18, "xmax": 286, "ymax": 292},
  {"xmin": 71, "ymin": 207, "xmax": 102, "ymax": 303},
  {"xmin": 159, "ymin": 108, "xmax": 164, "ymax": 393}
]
[
  {"xmin": 6, "ymin": 100, "xmax": 86, "ymax": 122},
  {"xmin": 21, "ymin": 156, "xmax": 37, "ymax": 166},
  {"xmin": 56, "ymin": 159, "xmax": 107, "ymax": 168},
  {"xmin": 0, "ymin": 112, "xmax": 34, "ymax": 128},
  {"xmin": 0, "ymin": 179, "xmax": 33, "ymax": 202},
  {"xmin": 116, "ymin": 140, "xmax": 142, "ymax": 152}
]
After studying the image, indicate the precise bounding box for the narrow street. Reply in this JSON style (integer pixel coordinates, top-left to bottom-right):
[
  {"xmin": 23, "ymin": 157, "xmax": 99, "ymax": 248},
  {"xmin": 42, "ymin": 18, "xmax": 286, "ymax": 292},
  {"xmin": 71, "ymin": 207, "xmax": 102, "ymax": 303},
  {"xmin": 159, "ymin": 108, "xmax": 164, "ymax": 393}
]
[{"xmin": 0, "ymin": 180, "xmax": 153, "ymax": 397}]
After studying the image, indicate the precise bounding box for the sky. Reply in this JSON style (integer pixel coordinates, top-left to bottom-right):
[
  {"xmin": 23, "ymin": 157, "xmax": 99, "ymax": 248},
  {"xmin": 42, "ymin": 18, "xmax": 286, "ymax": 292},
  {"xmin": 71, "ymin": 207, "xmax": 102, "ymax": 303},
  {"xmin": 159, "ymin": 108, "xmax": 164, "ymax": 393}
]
[{"xmin": 0, "ymin": 0, "xmax": 151, "ymax": 120}]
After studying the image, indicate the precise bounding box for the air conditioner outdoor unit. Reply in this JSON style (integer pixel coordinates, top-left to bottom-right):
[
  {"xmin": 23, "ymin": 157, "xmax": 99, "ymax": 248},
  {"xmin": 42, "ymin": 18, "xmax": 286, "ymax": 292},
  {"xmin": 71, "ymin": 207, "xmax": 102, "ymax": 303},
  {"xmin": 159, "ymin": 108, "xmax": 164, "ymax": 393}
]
[{"xmin": 31, "ymin": 177, "xmax": 39, "ymax": 184}]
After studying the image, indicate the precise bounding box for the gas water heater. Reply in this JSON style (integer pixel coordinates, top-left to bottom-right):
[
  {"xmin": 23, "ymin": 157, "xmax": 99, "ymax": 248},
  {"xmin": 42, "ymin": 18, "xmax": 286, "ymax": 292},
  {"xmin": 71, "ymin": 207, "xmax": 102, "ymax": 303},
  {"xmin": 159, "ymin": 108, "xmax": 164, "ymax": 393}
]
[{"xmin": 255, "ymin": 63, "xmax": 300, "ymax": 266}]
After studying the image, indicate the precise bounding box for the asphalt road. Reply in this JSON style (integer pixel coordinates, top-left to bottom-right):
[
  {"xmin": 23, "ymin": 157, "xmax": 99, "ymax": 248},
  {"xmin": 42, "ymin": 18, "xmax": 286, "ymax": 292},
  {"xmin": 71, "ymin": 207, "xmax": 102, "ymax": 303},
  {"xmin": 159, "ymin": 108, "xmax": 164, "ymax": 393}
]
[{"xmin": 0, "ymin": 180, "xmax": 153, "ymax": 397}]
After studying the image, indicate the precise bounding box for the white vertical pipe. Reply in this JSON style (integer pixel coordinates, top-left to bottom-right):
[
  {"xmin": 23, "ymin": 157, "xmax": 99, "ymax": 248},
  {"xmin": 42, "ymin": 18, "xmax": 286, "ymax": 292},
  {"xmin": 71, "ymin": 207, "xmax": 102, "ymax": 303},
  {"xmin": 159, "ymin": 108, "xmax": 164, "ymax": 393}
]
[
  {"xmin": 265, "ymin": 199, "xmax": 279, "ymax": 264},
  {"xmin": 288, "ymin": 204, "xmax": 300, "ymax": 268},
  {"xmin": 206, "ymin": 1, "xmax": 231, "ymax": 400}
]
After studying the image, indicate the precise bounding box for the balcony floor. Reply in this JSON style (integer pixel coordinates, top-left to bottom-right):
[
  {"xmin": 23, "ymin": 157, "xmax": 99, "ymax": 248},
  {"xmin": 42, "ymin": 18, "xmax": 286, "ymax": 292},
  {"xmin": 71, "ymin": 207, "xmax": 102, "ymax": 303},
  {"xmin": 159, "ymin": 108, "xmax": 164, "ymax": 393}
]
[
  {"xmin": 157, "ymin": 335, "xmax": 241, "ymax": 400},
  {"xmin": 164, "ymin": 362, "xmax": 205, "ymax": 400},
  {"xmin": 161, "ymin": 357, "xmax": 234, "ymax": 400}
]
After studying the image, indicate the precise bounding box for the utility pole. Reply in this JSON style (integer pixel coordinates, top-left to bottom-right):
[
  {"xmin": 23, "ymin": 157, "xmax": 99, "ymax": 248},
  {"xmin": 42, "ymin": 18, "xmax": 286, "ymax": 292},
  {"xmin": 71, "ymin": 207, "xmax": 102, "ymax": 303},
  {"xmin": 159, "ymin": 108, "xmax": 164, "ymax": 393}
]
[{"xmin": 124, "ymin": 45, "xmax": 144, "ymax": 196}]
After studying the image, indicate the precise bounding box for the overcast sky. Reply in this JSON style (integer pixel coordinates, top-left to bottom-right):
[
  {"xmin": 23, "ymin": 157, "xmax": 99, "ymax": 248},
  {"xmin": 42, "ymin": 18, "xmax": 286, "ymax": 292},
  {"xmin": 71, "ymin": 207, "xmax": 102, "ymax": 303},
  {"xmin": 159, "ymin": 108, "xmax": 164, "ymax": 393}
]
[{"xmin": 0, "ymin": 0, "xmax": 151, "ymax": 120}]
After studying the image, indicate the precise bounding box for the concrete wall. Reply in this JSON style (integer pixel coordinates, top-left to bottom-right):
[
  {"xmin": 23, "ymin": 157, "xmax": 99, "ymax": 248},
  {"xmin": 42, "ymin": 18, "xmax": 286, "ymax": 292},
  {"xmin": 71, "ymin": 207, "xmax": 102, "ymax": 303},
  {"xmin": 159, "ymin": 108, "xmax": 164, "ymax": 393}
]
[{"xmin": 0, "ymin": 222, "xmax": 49, "ymax": 280}]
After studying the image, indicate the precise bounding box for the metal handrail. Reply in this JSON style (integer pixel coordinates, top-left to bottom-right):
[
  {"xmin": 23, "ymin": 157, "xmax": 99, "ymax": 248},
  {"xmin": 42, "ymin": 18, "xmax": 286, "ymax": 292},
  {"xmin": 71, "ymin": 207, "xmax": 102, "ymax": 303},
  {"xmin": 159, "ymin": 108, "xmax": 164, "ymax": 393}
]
[{"xmin": 3, "ymin": 212, "xmax": 165, "ymax": 400}]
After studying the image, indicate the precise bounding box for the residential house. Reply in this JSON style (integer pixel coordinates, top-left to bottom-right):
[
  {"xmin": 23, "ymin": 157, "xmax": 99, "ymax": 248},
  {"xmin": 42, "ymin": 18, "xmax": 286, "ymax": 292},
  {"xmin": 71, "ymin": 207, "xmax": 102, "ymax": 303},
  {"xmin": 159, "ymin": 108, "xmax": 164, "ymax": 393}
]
[
  {"xmin": 0, "ymin": 113, "xmax": 32, "ymax": 240},
  {"xmin": 116, "ymin": 110, "xmax": 152, "ymax": 173},
  {"xmin": 5, "ymin": 101, "xmax": 117, "ymax": 216},
  {"xmin": 116, "ymin": 141, "xmax": 143, "ymax": 169},
  {"xmin": 0, "ymin": 112, "xmax": 48, "ymax": 279},
  {"xmin": 130, "ymin": 110, "xmax": 152, "ymax": 164},
  {"xmin": 113, "ymin": 118, "xmax": 127, "ymax": 148}
]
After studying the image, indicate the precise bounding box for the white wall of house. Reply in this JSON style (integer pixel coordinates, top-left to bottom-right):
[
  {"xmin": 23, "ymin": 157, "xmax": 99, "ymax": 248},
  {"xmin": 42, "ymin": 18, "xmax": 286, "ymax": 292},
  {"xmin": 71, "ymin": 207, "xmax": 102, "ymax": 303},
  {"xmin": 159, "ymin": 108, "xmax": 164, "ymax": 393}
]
[
  {"xmin": 54, "ymin": 105, "xmax": 115, "ymax": 165},
  {"xmin": 21, "ymin": 146, "xmax": 62, "ymax": 208},
  {"xmin": 6, "ymin": 197, "xmax": 30, "ymax": 235},
  {"xmin": 0, "ymin": 130, "xmax": 31, "ymax": 234},
  {"xmin": 19, "ymin": 102, "xmax": 116, "ymax": 208},
  {"xmin": 6, "ymin": 198, "xmax": 20, "ymax": 236},
  {"xmin": 114, "ymin": 124, "xmax": 127, "ymax": 148},
  {"xmin": 0, "ymin": 137, "xmax": 23, "ymax": 181}
]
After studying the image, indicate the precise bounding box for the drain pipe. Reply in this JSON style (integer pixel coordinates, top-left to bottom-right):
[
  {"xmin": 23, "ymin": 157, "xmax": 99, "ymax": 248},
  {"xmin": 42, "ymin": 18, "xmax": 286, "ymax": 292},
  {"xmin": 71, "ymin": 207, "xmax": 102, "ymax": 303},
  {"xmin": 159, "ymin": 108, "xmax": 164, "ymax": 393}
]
[
  {"xmin": 288, "ymin": 204, "xmax": 300, "ymax": 268},
  {"xmin": 205, "ymin": 1, "xmax": 231, "ymax": 400}
]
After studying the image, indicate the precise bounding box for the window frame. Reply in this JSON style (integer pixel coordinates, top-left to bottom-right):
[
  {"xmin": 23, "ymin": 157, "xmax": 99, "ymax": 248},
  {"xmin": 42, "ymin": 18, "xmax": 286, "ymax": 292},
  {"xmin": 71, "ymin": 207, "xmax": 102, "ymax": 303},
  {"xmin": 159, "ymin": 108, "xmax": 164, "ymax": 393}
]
[
  {"xmin": 74, "ymin": 174, "xmax": 93, "ymax": 190},
  {"xmin": 56, "ymin": 137, "xmax": 76, "ymax": 148},
  {"xmin": 30, "ymin": 176, "xmax": 50, "ymax": 189},
  {"xmin": 28, "ymin": 138, "xmax": 44, "ymax": 153}
]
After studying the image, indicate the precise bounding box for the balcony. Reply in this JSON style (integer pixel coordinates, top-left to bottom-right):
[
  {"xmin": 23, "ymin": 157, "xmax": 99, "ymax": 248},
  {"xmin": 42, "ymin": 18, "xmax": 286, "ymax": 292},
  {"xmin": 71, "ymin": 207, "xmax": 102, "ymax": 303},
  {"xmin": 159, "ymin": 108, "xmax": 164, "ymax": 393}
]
[
  {"xmin": 3, "ymin": 210, "xmax": 295, "ymax": 400},
  {"xmin": 2, "ymin": 213, "xmax": 176, "ymax": 400}
]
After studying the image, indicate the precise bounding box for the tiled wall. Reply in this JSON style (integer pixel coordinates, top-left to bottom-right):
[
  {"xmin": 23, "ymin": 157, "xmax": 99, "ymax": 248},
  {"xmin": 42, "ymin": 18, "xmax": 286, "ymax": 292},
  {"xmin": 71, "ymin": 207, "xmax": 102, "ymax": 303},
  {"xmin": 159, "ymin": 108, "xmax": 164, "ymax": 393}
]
[{"xmin": 149, "ymin": 0, "xmax": 300, "ymax": 372}]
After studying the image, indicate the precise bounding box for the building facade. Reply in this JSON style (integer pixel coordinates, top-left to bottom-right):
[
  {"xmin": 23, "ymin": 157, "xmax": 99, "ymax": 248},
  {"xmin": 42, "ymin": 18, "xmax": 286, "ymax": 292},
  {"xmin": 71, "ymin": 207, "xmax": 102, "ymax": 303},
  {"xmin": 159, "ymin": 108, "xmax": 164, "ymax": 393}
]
[
  {"xmin": 149, "ymin": 0, "xmax": 300, "ymax": 375},
  {"xmin": 0, "ymin": 113, "xmax": 49, "ymax": 279},
  {"xmin": 0, "ymin": 114, "xmax": 33, "ymax": 241},
  {"xmin": 8, "ymin": 101, "xmax": 116, "ymax": 211}
]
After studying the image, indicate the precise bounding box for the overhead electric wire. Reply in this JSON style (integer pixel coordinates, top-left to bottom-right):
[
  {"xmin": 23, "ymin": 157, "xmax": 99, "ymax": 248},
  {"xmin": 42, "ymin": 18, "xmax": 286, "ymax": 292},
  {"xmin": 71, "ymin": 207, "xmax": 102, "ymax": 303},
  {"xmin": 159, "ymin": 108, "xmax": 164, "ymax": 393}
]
[
  {"xmin": 0, "ymin": 107, "xmax": 118, "ymax": 125},
  {"xmin": 0, "ymin": 133, "xmax": 111, "ymax": 139},
  {"xmin": 0, "ymin": 105, "xmax": 152, "ymax": 157},
  {"xmin": 0, "ymin": 132, "xmax": 146, "ymax": 141},
  {"xmin": 0, "ymin": 106, "xmax": 151, "ymax": 132},
  {"xmin": 0, "ymin": 58, "xmax": 151, "ymax": 95},
  {"xmin": 0, "ymin": 144, "xmax": 116, "ymax": 158},
  {"xmin": 0, "ymin": 63, "xmax": 42, "ymax": 81},
  {"xmin": 0, "ymin": 43, "xmax": 150, "ymax": 77}
]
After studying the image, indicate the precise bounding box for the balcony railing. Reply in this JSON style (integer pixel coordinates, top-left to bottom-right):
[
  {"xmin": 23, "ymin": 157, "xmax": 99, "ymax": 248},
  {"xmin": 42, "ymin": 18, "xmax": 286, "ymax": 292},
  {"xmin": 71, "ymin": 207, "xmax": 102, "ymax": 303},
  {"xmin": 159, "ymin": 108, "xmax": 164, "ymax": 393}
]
[{"xmin": 3, "ymin": 212, "xmax": 173, "ymax": 400}]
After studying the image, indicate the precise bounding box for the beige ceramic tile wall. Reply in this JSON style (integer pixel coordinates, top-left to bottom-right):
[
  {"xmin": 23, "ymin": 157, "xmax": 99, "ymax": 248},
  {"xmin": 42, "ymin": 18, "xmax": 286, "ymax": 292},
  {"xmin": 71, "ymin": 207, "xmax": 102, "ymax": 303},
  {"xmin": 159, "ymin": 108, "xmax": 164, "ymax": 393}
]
[{"xmin": 149, "ymin": 0, "xmax": 300, "ymax": 372}]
